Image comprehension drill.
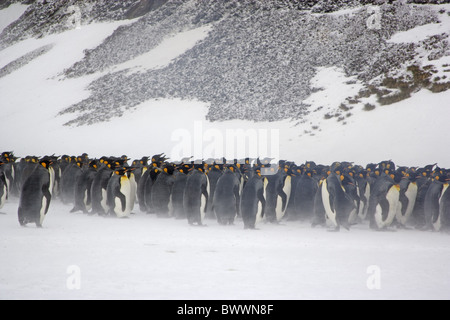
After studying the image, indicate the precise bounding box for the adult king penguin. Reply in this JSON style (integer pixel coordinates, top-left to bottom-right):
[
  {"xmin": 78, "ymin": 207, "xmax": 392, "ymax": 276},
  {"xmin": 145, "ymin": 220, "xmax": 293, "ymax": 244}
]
[
  {"xmin": 262, "ymin": 162, "xmax": 292, "ymax": 223},
  {"xmin": 213, "ymin": 165, "xmax": 241, "ymax": 225},
  {"xmin": 240, "ymin": 167, "xmax": 266, "ymax": 229},
  {"xmin": 18, "ymin": 159, "xmax": 53, "ymax": 227},
  {"xmin": 321, "ymin": 172, "xmax": 355, "ymax": 231},
  {"xmin": 106, "ymin": 168, "xmax": 133, "ymax": 218},
  {"xmin": 171, "ymin": 163, "xmax": 191, "ymax": 219},
  {"xmin": 184, "ymin": 164, "xmax": 209, "ymax": 226},
  {"xmin": 396, "ymin": 169, "xmax": 418, "ymax": 228},
  {"xmin": 151, "ymin": 163, "xmax": 175, "ymax": 217},
  {"xmin": 424, "ymin": 170, "xmax": 448, "ymax": 231},
  {"xmin": 368, "ymin": 170, "xmax": 403, "ymax": 230}
]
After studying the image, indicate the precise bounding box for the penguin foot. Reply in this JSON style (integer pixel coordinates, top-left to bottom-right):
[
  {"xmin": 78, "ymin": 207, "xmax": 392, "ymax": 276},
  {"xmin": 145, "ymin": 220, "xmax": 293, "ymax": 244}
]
[
  {"xmin": 396, "ymin": 224, "xmax": 412, "ymax": 230},
  {"xmin": 377, "ymin": 227, "xmax": 397, "ymax": 232},
  {"xmin": 327, "ymin": 226, "xmax": 340, "ymax": 232}
]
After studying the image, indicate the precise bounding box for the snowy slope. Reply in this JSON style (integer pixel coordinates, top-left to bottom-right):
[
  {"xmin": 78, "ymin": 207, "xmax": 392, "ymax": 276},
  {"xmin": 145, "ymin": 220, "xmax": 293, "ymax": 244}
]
[
  {"xmin": 0, "ymin": 13, "xmax": 449, "ymax": 166},
  {"xmin": 0, "ymin": 3, "xmax": 28, "ymax": 34},
  {"xmin": 1, "ymin": 198, "xmax": 450, "ymax": 300}
]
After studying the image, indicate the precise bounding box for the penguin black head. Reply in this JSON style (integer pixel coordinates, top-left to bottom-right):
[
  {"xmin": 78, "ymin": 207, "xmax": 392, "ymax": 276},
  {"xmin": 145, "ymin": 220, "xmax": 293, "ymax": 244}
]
[
  {"xmin": 305, "ymin": 161, "xmax": 317, "ymax": 170},
  {"xmin": 151, "ymin": 153, "xmax": 168, "ymax": 166},
  {"xmin": 77, "ymin": 153, "xmax": 89, "ymax": 164},
  {"xmin": 340, "ymin": 173, "xmax": 355, "ymax": 186},
  {"xmin": 356, "ymin": 169, "xmax": 368, "ymax": 180},
  {"xmin": 192, "ymin": 163, "xmax": 205, "ymax": 172},
  {"xmin": 416, "ymin": 168, "xmax": 429, "ymax": 178},
  {"xmin": 162, "ymin": 164, "xmax": 175, "ymax": 175},
  {"xmin": 405, "ymin": 168, "xmax": 419, "ymax": 181},
  {"xmin": 253, "ymin": 167, "xmax": 262, "ymax": 177},
  {"xmin": 244, "ymin": 158, "xmax": 254, "ymax": 166},
  {"xmin": 423, "ymin": 163, "xmax": 437, "ymax": 172},
  {"xmin": 1, "ymin": 151, "xmax": 15, "ymax": 163},
  {"xmin": 431, "ymin": 169, "xmax": 448, "ymax": 183},
  {"xmin": 39, "ymin": 159, "xmax": 53, "ymax": 169},
  {"xmin": 89, "ymin": 160, "xmax": 99, "ymax": 170},
  {"xmin": 292, "ymin": 165, "xmax": 302, "ymax": 176},
  {"xmin": 257, "ymin": 157, "xmax": 274, "ymax": 168},
  {"xmin": 61, "ymin": 155, "xmax": 71, "ymax": 163},
  {"xmin": 176, "ymin": 163, "xmax": 191, "ymax": 174},
  {"xmin": 331, "ymin": 162, "xmax": 344, "ymax": 175},
  {"xmin": 138, "ymin": 156, "xmax": 150, "ymax": 166},
  {"xmin": 225, "ymin": 164, "xmax": 237, "ymax": 173},
  {"xmin": 113, "ymin": 168, "xmax": 127, "ymax": 176},
  {"xmin": 379, "ymin": 160, "xmax": 395, "ymax": 171},
  {"xmin": 304, "ymin": 168, "xmax": 315, "ymax": 178},
  {"xmin": 389, "ymin": 171, "xmax": 403, "ymax": 184}
]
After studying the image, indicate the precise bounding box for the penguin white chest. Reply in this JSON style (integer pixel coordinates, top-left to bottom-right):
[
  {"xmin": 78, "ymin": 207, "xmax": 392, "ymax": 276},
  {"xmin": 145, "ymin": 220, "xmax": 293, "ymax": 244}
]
[{"xmin": 115, "ymin": 176, "xmax": 131, "ymax": 218}]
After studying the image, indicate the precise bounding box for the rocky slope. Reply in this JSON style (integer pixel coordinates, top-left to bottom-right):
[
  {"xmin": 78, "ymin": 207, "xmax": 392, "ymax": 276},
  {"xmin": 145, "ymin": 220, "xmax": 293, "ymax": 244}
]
[{"xmin": 1, "ymin": 0, "xmax": 449, "ymax": 126}]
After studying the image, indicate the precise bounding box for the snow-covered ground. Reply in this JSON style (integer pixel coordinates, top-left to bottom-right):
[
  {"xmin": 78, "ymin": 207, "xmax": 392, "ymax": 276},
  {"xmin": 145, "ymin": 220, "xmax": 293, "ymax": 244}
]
[
  {"xmin": 1, "ymin": 198, "xmax": 450, "ymax": 300},
  {"xmin": 1, "ymin": 3, "xmax": 450, "ymax": 300}
]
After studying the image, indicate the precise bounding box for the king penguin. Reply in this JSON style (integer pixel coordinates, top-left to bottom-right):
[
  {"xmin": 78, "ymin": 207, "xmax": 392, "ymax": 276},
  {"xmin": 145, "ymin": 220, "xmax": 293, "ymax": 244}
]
[
  {"xmin": 424, "ymin": 170, "xmax": 448, "ymax": 231},
  {"xmin": 213, "ymin": 165, "xmax": 241, "ymax": 225},
  {"xmin": 240, "ymin": 167, "xmax": 266, "ymax": 229},
  {"xmin": 60, "ymin": 160, "xmax": 83, "ymax": 205},
  {"xmin": 311, "ymin": 171, "xmax": 328, "ymax": 228},
  {"xmin": 438, "ymin": 172, "xmax": 450, "ymax": 231},
  {"xmin": 368, "ymin": 171, "xmax": 403, "ymax": 230},
  {"xmin": 151, "ymin": 163, "xmax": 176, "ymax": 217},
  {"xmin": 18, "ymin": 159, "xmax": 53, "ymax": 227},
  {"xmin": 321, "ymin": 172, "xmax": 355, "ymax": 231},
  {"xmin": 184, "ymin": 164, "xmax": 209, "ymax": 226},
  {"xmin": 262, "ymin": 163, "xmax": 291, "ymax": 223},
  {"xmin": 411, "ymin": 167, "xmax": 433, "ymax": 228},
  {"xmin": 171, "ymin": 163, "xmax": 191, "ymax": 219},
  {"xmin": 106, "ymin": 168, "xmax": 133, "ymax": 218},
  {"xmin": 205, "ymin": 162, "xmax": 223, "ymax": 219},
  {"xmin": 71, "ymin": 160, "xmax": 98, "ymax": 214},
  {"xmin": 0, "ymin": 161, "xmax": 8, "ymax": 210},
  {"xmin": 90, "ymin": 158, "xmax": 113, "ymax": 216},
  {"xmin": 293, "ymin": 167, "xmax": 318, "ymax": 222},
  {"xmin": 396, "ymin": 169, "xmax": 418, "ymax": 228},
  {"xmin": 355, "ymin": 169, "xmax": 371, "ymax": 221}
]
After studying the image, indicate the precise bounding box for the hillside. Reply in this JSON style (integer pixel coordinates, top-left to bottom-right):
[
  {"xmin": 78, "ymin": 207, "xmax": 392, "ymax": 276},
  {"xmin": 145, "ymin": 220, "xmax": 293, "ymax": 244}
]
[{"xmin": 0, "ymin": 0, "xmax": 450, "ymax": 166}]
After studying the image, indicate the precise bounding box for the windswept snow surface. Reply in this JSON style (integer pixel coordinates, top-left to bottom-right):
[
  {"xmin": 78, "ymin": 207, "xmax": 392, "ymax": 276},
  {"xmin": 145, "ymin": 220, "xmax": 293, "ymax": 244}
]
[{"xmin": 1, "ymin": 198, "xmax": 450, "ymax": 300}]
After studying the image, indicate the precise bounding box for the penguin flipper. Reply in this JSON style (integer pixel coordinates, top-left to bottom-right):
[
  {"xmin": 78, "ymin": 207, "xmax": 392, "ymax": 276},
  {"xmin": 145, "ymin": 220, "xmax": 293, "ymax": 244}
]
[
  {"xmin": 258, "ymin": 189, "xmax": 266, "ymax": 218},
  {"xmin": 234, "ymin": 186, "xmax": 240, "ymax": 216},
  {"xmin": 42, "ymin": 184, "xmax": 52, "ymax": 215},
  {"xmin": 201, "ymin": 185, "xmax": 209, "ymax": 214},
  {"xmin": 119, "ymin": 192, "xmax": 127, "ymax": 212},
  {"xmin": 277, "ymin": 186, "xmax": 288, "ymax": 212},
  {"xmin": 379, "ymin": 197, "xmax": 390, "ymax": 221}
]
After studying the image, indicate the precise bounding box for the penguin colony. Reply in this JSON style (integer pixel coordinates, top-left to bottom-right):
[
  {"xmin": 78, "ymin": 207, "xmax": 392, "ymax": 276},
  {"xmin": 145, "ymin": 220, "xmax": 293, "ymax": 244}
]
[{"xmin": 1, "ymin": 151, "xmax": 450, "ymax": 232}]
